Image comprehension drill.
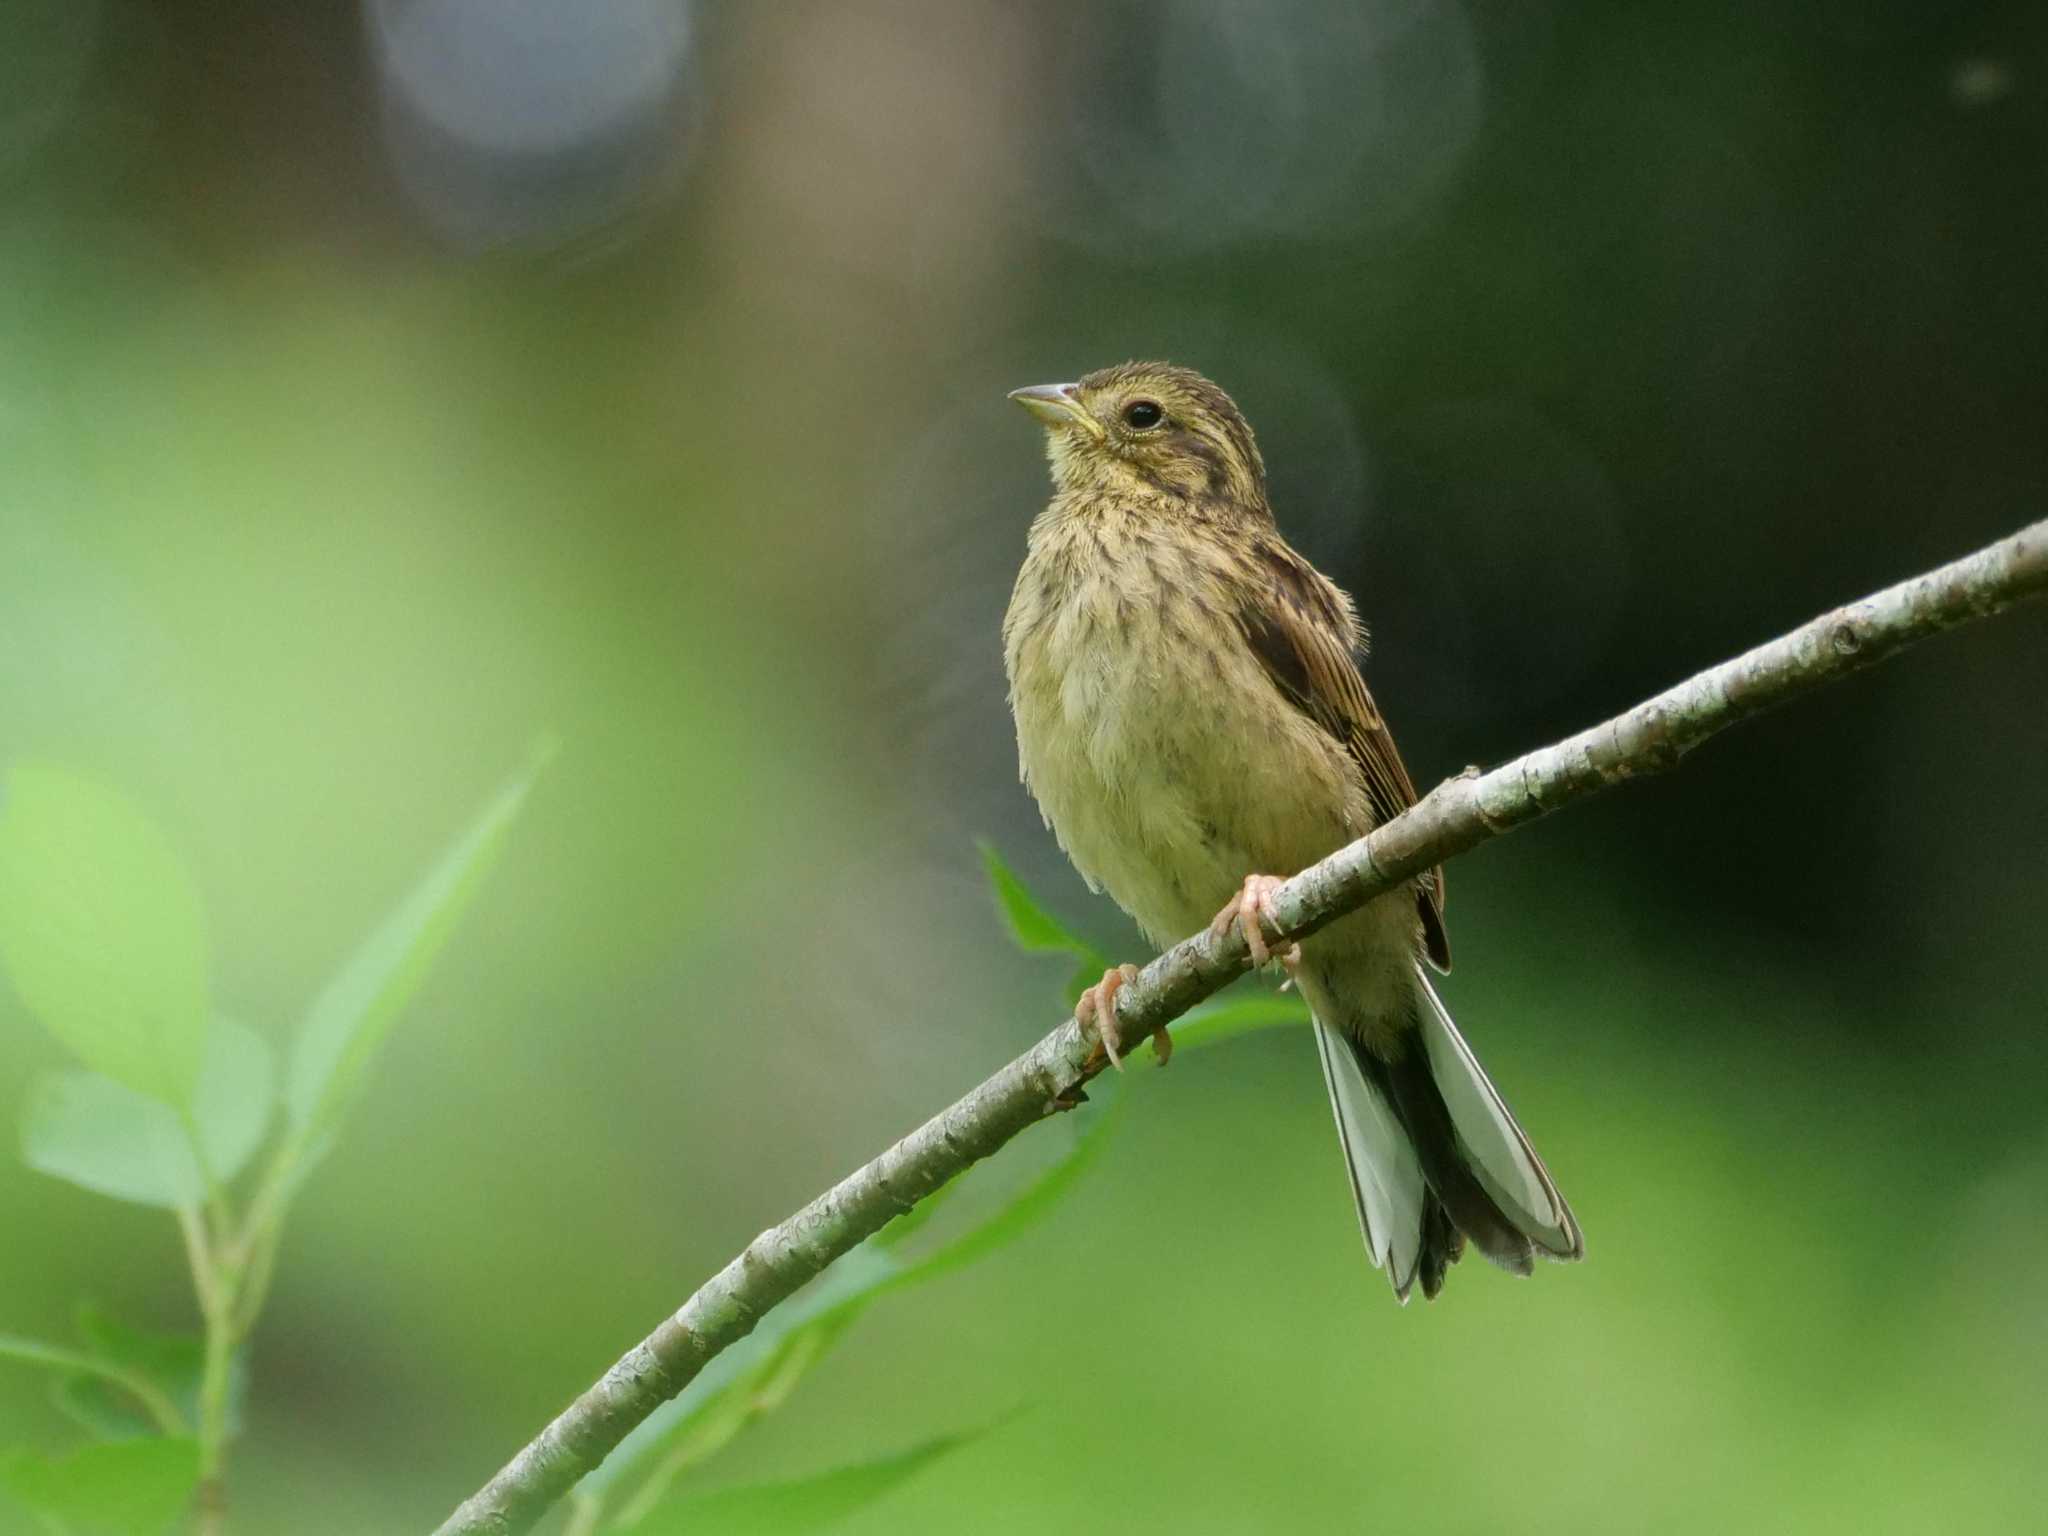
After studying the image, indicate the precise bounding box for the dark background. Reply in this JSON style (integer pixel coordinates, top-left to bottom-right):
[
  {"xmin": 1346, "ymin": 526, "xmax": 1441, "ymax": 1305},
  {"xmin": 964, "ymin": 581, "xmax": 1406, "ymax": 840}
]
[{"xmin": 2, "ymin": 1, "xmax": 2044, "ymax": 1530}]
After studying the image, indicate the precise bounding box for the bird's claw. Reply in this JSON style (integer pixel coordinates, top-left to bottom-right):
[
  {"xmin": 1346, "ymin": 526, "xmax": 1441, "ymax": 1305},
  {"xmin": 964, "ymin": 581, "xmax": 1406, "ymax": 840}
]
[
  {"xmin": 1209, "ymin": 874, "xmax": 1302, "ymax": 973},
  {"xmin": 1075, "ymin": 963, "xmax": 1141, "ymax": 1071}
]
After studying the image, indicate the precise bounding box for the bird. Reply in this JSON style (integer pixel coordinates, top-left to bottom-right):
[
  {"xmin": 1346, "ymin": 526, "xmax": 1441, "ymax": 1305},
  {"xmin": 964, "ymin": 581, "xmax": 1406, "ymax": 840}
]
[{"xmin": 1001, "ymin": 361, "xmax": 1582, "ymax": 1302}]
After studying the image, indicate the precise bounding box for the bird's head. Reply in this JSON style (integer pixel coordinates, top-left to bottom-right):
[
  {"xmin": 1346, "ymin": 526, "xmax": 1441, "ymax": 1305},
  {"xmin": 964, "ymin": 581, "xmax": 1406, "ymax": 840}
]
[{"xmin": 1009, "ymin": 361, "xmax": 1267, "ymax": 505}]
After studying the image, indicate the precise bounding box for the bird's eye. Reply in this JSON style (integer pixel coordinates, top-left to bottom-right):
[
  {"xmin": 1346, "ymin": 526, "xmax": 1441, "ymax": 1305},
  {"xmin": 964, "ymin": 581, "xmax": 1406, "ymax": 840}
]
[{"xmin": 1122, "ymin": 399, "xmax": 1164, "ymax": 430}]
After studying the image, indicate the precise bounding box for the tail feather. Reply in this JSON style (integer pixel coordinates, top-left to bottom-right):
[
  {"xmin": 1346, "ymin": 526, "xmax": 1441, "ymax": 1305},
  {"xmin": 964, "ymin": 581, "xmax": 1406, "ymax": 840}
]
[
  {"xmin": 1310, "ymin": 1016, "xmax": 1426, "ymax": 1293},
  {"xmin": 1414, "ymin": 970, "xmax": 1583, "ymax": 1261},
  {"xmin": 1309, "ymin": 965, "xmax": 1582, "ymax": 1302},
  {"xmin": 1377, "ymin": 1039, "xmax": 1537, "ymax": 1276},
  {"xmin": 1416, "ymin": 1196, "xmax": 1466, "ymax": 1302}
]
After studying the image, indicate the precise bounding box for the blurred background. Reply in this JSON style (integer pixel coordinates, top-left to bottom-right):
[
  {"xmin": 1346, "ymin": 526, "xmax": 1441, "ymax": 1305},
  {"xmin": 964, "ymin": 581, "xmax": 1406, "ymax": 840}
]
[{"xmin": 3, "ymin": 0, "xmax": 2046, "ymax": 1530}]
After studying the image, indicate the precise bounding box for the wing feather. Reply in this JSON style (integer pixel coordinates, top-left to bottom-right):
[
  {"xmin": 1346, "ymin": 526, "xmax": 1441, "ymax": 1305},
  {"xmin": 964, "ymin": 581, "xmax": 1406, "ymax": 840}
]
[{"xmin": 1234, "ymin": 540, "xmax": 1451, "ymax": 970}]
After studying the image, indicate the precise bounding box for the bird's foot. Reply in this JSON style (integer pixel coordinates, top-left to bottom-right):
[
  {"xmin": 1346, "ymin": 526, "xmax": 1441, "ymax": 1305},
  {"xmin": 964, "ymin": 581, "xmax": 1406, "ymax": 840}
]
[
  {"xmin": 1075, "ymin": 963, "xmax": 1169, "ymax": 1070},
  {"xmin": 1209, "ymin": 873, "xmax": 1302, "ymax": 973}
]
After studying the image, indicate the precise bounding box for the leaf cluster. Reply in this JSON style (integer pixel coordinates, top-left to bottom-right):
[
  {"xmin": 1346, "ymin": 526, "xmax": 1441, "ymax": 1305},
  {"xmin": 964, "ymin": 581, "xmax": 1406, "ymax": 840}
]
[
  {"xmin": 0, "ymin": 760, "xmax": 1302, "ymax": 1534},
  {"xmin": 0, "ymin": 750, "xmax": 546, "ymax": 1533}
]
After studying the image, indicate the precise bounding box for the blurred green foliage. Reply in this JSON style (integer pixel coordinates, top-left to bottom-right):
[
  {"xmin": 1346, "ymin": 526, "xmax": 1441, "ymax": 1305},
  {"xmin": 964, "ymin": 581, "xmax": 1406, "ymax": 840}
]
[
  {"xmin": 621, "ymin": 1428, "xmax": 991, "ymax": 1536},
  {"xmin": 0, "ymin": 755, "xmax": 547, "ymax": 1530},
  {"xmin": 0, "ymin": 767, "xmax": 212, "ymax": 1106},
  {"xmin": 0, "ymin": 821, "xmax": 1190, "ymax": 1532},
  {"xmin": 0, "ymin": 1439, "xmax": 199, "ymax": 1536},
  {"xmin": 2, "ymin": 1, "xmax": 2045, "ymax": 1533},
  {"xmin": 19, "ymin": 1020, "xmax": 271, "ymax": 1209}
]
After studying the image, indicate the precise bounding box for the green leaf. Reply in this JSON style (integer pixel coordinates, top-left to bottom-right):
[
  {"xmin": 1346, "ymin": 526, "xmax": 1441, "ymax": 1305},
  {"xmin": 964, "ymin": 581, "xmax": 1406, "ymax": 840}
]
[
  {"xmin": 52, "ymin": 1305, "xmax": 231, "ymax": 1443},
  {"xmin": 72, "ymin": 1310, "xmax": 202, "ymax": 1405},
  {"xmin": 0, "ymin": 1332, "xmax": 185, "ymax": 1438},
  {"xmin": 597, "ymin": 1080, "xmax": 1123, "ymax": 1515},
  {"xmin": 976, "ymin": 842, "xmax": 1107, "ymax": 1006},
  {"xmin": 0, "ymin": 763, "xmax": 211, "ymax": 1106},
  {"xmin": 907, "ymin": 1075, "xmax": 1127, "ymax": 1285},
  {"xmin": 286, "ymin": 745, "xmax": 550, "ymax": 1140},
  {"xmin": 20, "ymin": 1019, "xmax": 274, "ymax": 1208},
  {"xmin": 54, "ymin": 1371, "xmax": 165, "ymax": 1443},
  {"xmin": 868, "ymin": 1169, "xmax": 962, "ymax": 1253},
  {"xmin": 0, "ymin": 1436, "xmax": 200, "ymax": 1534},
  {"xmin": 976, "ymin": 841, "xmax": 1097, "ymax": 956},
  {"xmin": 621, "ymin": 1427, "xmax": 988, "ymax": 1535},
  {"xmin": 593, "ymin": 1248, "xmax": 900, "ymax": 1512},
  {"xmin": 1170, "ymin": 993, "xmax": 1310, "ymax": 1055}
]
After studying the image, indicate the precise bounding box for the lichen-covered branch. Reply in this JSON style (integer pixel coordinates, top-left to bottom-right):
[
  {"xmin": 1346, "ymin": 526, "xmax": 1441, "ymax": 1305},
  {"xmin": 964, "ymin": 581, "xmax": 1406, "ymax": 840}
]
[{"xmin": 434, "ymin": 519, "xmax": 2045, "ymax": 1536}]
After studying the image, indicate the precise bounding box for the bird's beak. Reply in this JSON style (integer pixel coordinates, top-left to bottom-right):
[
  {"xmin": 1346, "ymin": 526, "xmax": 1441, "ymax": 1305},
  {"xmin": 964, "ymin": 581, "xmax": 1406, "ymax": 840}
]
[{"xmin": 1007, "ymin": 382, "xmax": 1099, "ymax": 437}]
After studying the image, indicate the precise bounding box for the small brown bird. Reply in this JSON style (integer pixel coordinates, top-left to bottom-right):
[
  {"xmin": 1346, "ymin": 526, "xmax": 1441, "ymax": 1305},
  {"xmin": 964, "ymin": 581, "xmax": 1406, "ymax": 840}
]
[{"xmin": 1003, "ymin": 362, "xmax": 1582, "ymax": 1301}]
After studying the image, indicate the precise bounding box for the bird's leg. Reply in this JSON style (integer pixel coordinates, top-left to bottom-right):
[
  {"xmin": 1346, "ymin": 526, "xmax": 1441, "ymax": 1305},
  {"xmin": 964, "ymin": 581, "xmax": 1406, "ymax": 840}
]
[
  {"xmin": 1074, "ymin": 962, "xmax": 1170, "ymax": 1070},
  {"xmin": 1208, "ymin": 873, "xmax": 1302, "ymax": 972}
]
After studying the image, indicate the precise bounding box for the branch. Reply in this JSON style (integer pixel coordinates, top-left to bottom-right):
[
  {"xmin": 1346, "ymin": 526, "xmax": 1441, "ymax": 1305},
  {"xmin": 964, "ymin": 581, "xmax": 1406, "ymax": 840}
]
[{"xmin": 435, "ymin": 519, "xmax": 2046, "ymax": 1536}]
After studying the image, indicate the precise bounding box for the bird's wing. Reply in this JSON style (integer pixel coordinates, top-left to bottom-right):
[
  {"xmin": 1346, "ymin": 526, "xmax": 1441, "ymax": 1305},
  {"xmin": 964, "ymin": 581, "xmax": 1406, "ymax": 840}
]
[{"xmin": 1233, "ymin": 540, "xmax": 1451, "ymax": 971}]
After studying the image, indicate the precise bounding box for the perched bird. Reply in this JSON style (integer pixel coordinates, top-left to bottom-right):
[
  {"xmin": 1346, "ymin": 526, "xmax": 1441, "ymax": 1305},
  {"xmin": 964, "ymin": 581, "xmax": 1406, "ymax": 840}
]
[{"xmin": 1002, "ymin": 362, "xmax": 1582, "ymax": 1301}]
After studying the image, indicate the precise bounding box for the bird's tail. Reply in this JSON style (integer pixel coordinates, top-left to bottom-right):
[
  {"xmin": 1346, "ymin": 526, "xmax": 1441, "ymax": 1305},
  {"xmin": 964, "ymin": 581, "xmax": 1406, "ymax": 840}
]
[{"xmin": 1306, "ymin": 968, "xmax": 1582, "ymax": 1302}]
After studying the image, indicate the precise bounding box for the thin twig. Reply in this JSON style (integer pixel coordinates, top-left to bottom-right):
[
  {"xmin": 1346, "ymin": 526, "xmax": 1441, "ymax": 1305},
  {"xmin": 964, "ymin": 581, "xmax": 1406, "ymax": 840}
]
[{"xmin": 434, "ymin": 520, "xmax": 2047, "ymax": 1536}]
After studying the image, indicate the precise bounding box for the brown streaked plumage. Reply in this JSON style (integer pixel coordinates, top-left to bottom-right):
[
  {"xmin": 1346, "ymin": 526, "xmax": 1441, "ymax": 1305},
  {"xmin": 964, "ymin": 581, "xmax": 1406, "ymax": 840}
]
[{"xmin": 1003, "ymin": 361, "xmax": 1581, "ymax": 1302}]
